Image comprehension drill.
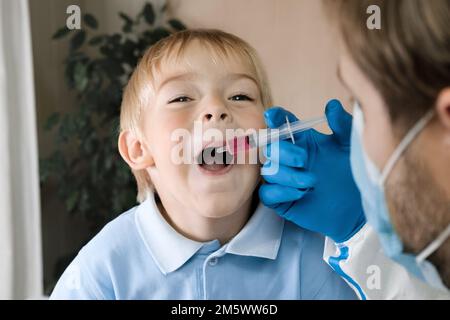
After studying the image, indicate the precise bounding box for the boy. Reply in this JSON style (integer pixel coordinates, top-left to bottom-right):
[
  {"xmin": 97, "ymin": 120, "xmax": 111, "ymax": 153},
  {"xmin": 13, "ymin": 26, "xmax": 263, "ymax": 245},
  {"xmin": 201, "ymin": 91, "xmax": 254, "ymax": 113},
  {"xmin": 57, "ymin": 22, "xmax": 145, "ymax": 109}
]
[{"xmin": 50, "ymin": 29, "xmax": 356, "ymax": 299}]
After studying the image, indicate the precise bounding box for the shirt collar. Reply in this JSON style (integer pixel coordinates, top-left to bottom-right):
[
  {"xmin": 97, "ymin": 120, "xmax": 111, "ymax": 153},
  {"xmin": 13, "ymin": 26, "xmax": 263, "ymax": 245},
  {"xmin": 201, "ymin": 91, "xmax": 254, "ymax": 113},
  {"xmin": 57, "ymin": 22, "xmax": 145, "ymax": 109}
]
[
  {"xmin": 224, "ymin": 202, "xmax": 284, "ymax": 259},
  {"xmin": 135, "ymin": 193, "xmax": 285, "ymax": 275}
]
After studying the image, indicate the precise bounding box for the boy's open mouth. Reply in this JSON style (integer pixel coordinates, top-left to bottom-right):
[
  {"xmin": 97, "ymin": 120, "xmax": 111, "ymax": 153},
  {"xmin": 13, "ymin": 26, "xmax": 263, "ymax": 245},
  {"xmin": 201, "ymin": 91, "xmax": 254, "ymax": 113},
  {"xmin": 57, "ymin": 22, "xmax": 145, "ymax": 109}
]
[{"xmin": 196, "ymin": 145, "xmax": 234, "ymax": 173}]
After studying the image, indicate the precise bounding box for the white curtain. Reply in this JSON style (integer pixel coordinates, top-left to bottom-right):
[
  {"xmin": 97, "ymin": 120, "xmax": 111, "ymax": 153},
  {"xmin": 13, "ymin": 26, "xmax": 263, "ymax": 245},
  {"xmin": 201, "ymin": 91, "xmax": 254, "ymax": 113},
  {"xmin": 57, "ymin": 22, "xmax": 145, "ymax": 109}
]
[{"xmin": 0, "ymin": 0, "xmax": 43, "ymax": 299}]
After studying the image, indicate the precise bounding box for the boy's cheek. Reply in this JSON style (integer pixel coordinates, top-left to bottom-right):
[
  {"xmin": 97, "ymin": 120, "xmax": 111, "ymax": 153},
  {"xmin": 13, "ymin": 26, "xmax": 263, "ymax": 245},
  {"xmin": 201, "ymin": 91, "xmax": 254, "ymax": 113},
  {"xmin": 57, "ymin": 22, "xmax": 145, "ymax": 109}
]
[
  {"xmin": 247, "ymin": 108, "xmax": 266, "ymax": 129},
  {"xmin": 233, "ymin": 109, "xmax": 265, "ymax": 130}
]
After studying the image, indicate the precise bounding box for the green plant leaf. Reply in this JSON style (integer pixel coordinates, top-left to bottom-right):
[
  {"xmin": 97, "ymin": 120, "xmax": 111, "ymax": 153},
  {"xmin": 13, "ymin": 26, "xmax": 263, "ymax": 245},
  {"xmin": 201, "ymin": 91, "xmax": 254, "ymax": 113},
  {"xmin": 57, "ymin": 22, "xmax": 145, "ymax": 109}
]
[
  {"xmin": 74, "ymin": 62, "xmax": 88, "ymax": 91},
  {"xmin": 44, "ymin": 112, "xmax": 60, "ymax": 131},
  {"xmin": 168, "ymin": 19, "xmax": 186, "ymax": 31},
  {"xmin": 122, "ymin": 23, "xmax": 132, "ymax": 33},
  {"xmin": 66, "ymin": 191, "xmax": 79, "ymax": 212},
  {"xmin": 121, "ymin": 39, "xmax": 137, "ymax": 65},
  {"xmin": 83, "ymin": 14, "xmax": 98, "ymax": 29},
  {"xmin": 142, "ymin": 3, "xmax": 155, "ymax": 25},
  {"xmin": 119, "ymin": 12, "xmax": 133, "ymax": 24},
  {"xmin": 152, "ymin": 27, "xmax": 171, "ymax": 41},
  {"xmin": 99, "ymin": 59, "xmax": 124, "ymax": 78},
  {"xmin": 52, "ymin": 27, "xmax": 71, "ymax": 39},
  {"xmin": 70, "ymin": 30, "xmax": 86, "ymax": 51},
  {"xmin": 88, "ymin": 35, "xmax": 104, "ymax": 46},
  {"xmin": 119, "ymin": 12, "xmax": 133, "ymax": 33},
  {"xmin": 110, "ymin": 33, "xmax": 122, "ymax": 45}
]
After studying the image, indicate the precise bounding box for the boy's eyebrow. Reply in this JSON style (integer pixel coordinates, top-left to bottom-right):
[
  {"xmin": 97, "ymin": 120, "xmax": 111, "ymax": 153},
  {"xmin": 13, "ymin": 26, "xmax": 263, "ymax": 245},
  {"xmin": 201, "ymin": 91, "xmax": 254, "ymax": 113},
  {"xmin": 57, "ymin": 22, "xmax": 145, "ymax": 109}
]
[
  {"xmin": 157, "ymin": 72, "xmax": 199, "ymax": 91},
  {"xmin": 225, "ymin": 73, "xmax": 258, "ymax": 85},
  {"xmin": 157, "ymin": 72, "xmax": 259, "ymax": 91}
]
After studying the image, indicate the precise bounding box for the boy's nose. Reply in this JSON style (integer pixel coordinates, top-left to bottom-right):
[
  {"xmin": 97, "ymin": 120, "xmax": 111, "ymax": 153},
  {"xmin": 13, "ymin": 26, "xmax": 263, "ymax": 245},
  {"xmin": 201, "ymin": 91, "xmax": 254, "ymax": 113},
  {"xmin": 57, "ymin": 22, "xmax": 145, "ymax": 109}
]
[
  {"xmin": 200, "ymin": 100, "xmax": 232, "ymax": 124},
  {"xmin": 203, "ymin": 112, "xmax": 228, "ymax": 122}
]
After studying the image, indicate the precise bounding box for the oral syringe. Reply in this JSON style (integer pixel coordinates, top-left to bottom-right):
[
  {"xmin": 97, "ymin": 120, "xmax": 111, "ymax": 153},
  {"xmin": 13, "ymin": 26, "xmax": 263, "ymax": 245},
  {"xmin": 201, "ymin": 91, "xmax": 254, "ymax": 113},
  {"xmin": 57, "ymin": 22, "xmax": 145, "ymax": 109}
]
[{"xmin": 216, "ymin": 115, "xmax": 328, "ymax": 155}]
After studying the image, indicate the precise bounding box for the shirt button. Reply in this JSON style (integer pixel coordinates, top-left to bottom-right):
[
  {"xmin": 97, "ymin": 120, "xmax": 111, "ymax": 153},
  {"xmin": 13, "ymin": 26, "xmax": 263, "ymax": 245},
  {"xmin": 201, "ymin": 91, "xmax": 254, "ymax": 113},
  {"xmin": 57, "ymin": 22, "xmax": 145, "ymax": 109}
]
[{"xmin": 208, "ymin": 257, "xmax": 219, "ymax": 266}]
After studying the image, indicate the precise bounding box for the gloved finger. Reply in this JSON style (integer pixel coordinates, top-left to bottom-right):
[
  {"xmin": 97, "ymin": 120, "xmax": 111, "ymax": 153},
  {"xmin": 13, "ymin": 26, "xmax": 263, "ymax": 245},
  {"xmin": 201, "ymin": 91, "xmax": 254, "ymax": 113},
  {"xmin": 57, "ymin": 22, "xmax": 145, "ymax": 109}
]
[
  {"xmin": 325, "ymin": 99, "xmax": 353, "ymax": 147},
  {"xmin": 258, "ymin": 183, "xmax": 307, "ymax": 207},
  {"xmin": 261, "ymin": 162, "xmax": 316, "ymax": 189},
  {"xmin": 264, "ymin": 107, "xmax": 320, "ymax": 152},
  {"xmin": 265, "ymin": 140, "xmax": 307, "ymax": 168},
  {"xmin": 264, "ymin": 107, "xmax": 298, "ymax": 129}
]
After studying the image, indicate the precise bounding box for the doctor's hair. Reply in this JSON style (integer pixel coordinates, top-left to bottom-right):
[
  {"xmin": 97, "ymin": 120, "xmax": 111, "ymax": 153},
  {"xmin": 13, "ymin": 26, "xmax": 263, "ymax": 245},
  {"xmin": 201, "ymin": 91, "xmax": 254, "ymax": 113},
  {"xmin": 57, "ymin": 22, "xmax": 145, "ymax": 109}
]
[
  {"xmin": 324, "ymin": 0, "xmax": 450, "ymax": 131},
  {"xmin": 119, "ymin": 28, "xmax": 273, "ymax": 203}
]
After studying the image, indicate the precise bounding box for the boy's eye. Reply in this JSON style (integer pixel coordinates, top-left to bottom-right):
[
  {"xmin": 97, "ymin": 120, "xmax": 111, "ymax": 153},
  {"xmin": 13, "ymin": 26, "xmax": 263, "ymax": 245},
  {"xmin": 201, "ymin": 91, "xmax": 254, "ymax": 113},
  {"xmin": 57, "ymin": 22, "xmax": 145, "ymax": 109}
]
[
  {"xmin": 229, "ymin": 94, "xmax": 254, "ymax": 102},
  {"xmin": 168, "ymin": 96, "xmax": 192, "ymax": 104}
]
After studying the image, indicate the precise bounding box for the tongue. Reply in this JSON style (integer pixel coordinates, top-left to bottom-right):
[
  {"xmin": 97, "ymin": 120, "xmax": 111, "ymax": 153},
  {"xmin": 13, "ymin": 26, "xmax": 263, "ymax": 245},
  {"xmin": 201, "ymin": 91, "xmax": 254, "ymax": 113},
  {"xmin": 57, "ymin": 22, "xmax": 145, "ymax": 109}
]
[{"xmin": 201, "ymin": 163, "xmax": 227, "ymax": 171}]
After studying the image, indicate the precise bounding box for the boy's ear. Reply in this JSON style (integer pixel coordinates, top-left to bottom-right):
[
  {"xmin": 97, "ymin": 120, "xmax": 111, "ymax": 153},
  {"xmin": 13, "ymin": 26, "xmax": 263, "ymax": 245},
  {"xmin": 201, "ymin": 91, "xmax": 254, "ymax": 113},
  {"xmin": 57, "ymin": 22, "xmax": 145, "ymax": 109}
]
[
  {"xmin": 436, "ymin": 87, "xmax": 450, "ymax": 131},
  {"xmin": 118, "ymin": 131, "xmax": 154, "ymax": 169}
]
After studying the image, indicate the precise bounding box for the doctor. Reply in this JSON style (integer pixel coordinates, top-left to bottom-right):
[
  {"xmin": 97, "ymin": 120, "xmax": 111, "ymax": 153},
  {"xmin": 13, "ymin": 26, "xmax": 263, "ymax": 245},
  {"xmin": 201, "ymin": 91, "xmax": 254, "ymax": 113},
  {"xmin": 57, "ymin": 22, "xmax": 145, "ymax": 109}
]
[{"xmin": 259, "ymin": 0, "xmax": 450, "ymax": 299}]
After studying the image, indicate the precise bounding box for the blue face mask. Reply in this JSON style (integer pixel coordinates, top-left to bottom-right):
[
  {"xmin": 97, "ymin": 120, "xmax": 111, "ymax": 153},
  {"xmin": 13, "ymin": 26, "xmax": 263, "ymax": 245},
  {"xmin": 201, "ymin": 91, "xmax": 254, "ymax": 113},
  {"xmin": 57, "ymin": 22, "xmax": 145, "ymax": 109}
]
[{"xmin": 350, "ymin": 103, "xmax": 449, "ymax": 291}]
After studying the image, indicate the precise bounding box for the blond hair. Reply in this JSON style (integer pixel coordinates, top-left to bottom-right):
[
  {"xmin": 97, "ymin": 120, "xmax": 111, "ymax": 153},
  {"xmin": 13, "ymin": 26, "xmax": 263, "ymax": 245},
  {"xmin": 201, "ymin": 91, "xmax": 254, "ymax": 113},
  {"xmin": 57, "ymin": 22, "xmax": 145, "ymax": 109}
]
[{"xmin": 119, "ymin": 29, "xmax": 273, "ymax": 203}]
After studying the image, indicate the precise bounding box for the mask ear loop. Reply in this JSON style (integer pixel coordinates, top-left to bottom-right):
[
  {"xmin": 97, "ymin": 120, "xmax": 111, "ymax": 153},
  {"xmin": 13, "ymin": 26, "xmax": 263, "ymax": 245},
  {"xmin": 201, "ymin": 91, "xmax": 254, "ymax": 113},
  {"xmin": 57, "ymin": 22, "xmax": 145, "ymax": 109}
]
[
  {"xmin": 380, "ymin": 110, "xmax": 435, "ymax": 185},
  {"xmin": 416, "ymin": 224, "xmax": 450, "ymax": 263}
]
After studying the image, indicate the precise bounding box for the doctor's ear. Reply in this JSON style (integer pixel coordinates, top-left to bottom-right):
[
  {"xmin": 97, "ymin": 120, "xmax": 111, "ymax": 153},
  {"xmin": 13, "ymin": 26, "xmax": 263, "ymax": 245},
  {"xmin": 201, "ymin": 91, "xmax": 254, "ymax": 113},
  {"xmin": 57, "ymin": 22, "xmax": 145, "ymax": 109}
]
[
  {"xmin": 436, "ymin": 88, "xmax": 450, "ymax": 131},
  {"xmin": 118, "ymin": 130, "xmax": 154, "ymax": 170}
]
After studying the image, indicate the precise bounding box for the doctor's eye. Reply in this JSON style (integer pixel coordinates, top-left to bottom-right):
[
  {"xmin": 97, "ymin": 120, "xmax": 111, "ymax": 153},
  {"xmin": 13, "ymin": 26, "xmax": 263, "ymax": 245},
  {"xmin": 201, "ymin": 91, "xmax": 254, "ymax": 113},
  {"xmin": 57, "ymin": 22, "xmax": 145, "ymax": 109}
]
[
  {"xmin": 229, "ymin": 94, "xmax": 254, "ymax": 102},
  {"xmin": 168, "ymin": 96, "xmax": 193, "ymax": 104}
]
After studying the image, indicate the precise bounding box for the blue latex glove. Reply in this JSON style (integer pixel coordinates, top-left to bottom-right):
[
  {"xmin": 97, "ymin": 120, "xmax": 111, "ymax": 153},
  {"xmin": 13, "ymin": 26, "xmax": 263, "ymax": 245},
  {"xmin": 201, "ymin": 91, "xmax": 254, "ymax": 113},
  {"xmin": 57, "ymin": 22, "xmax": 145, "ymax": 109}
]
[{"xmin": 259, "ymin": 99, "xmax": 366, "ymax": 243}]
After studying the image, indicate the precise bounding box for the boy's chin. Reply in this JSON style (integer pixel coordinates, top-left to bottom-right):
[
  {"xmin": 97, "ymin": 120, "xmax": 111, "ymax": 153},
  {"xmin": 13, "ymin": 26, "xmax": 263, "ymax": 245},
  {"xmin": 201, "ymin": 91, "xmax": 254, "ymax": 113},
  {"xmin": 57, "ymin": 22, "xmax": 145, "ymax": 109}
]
[{"xmin": 195, "ymin": 194, "xmax": 251, "ymax": 219}]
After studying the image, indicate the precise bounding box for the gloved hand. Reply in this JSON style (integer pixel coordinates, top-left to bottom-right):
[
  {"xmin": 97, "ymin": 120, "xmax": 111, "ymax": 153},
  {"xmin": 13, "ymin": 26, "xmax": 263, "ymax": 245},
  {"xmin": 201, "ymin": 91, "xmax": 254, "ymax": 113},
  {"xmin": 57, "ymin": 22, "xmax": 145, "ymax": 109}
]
[{"xmin": 259, "ymin": 99, "xmax": 366, "ymax": 243}]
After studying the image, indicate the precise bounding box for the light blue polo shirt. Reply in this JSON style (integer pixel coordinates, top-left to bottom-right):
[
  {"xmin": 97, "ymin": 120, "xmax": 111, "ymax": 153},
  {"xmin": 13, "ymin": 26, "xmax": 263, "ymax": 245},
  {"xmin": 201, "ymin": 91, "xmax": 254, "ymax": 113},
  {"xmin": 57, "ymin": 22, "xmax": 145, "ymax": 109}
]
[{"xmin": 50, "ymin": 194, "xmax": 356, "ymax": 300}]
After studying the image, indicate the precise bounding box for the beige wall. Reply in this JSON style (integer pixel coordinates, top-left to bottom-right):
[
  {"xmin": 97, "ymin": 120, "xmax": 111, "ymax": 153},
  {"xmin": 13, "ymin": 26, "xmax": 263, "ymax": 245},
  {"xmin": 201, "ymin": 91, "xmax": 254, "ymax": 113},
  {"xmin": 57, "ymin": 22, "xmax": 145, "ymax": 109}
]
[{"xmin": 30, "ymin": 0, "xmax": 349, "ymax": 292}]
